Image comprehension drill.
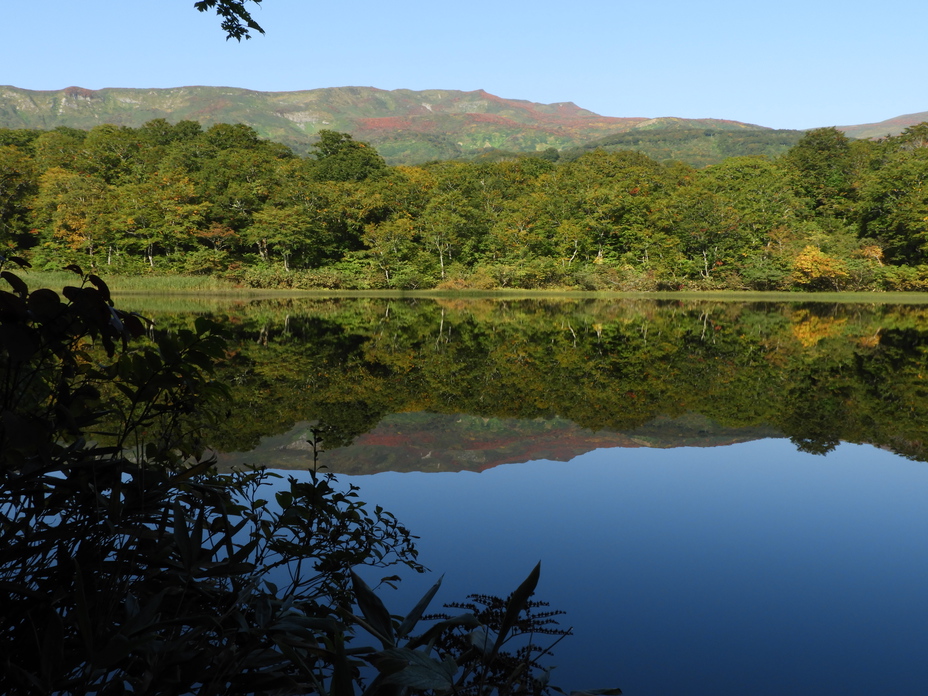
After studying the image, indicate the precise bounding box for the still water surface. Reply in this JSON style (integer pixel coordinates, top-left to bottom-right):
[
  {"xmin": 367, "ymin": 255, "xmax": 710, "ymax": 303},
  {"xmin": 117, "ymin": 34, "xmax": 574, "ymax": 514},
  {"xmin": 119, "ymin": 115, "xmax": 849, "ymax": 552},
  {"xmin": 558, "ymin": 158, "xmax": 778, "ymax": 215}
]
[
  {"xmin": 139, "ymin": 296, "xmax": 928, "ymax": 695},
  {"xmin": 331, "ymin": 440, "xmax": 928, "ymax": 695}
]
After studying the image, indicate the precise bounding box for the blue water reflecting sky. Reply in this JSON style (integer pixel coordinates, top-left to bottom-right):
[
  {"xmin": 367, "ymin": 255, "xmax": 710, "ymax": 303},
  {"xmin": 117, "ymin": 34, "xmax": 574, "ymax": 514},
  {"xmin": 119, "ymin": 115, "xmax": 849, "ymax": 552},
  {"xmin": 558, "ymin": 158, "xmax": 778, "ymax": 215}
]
[{"xmin": 286, "ymin": 438, "xmax": 928, "ymax": 695}]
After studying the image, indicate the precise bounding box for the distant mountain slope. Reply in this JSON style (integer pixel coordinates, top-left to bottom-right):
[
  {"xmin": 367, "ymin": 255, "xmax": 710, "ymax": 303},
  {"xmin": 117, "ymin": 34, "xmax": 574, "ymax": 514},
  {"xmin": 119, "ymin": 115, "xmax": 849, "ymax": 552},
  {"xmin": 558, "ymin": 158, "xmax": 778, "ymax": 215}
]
[
  {"xmin": 838, "ymin": 110, "xmax": 928, "ymax": 140},
  {"xmin": 560, "ymin": 124, "xmax": 804, "ymax": 168},
  {"xmin": 0, "ymin": 84, "xmax": 785, "ymax": 165}
]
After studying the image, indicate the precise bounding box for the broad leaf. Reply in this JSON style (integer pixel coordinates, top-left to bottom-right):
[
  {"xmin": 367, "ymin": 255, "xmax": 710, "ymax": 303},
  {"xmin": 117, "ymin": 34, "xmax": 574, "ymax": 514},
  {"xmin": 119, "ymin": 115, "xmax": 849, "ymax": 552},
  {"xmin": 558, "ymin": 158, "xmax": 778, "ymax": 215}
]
[
  {"xmin": 492, "ymin": 561, "xmax": 541, "ymax": 657},
  {"xmin": 396, "ymin": 574, "xmax": 443, "ymax": 640},
  {"xmin": 378, "ymin": 647, "xmax": 457, "ymax": 691},
  {"xmin": 351, "ymin": 571, "xmax": 395, "ymax": 648}
]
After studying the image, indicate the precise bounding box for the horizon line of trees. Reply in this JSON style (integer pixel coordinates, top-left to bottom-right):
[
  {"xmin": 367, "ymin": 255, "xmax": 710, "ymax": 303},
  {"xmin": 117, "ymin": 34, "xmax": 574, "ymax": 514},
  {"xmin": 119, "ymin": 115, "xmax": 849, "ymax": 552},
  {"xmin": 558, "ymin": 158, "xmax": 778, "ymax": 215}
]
[{"xmin": 3, "ymin": 119, "xmax": 928, "ymax": 292}]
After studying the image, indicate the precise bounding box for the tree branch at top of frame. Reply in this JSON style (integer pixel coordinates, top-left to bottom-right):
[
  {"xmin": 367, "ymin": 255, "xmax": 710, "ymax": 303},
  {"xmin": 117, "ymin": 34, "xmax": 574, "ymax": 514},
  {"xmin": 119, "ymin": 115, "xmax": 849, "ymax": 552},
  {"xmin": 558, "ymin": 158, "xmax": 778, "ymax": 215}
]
[{"xmin": 194, "ymin": 0, "xmax": 266, "ymax": 41}]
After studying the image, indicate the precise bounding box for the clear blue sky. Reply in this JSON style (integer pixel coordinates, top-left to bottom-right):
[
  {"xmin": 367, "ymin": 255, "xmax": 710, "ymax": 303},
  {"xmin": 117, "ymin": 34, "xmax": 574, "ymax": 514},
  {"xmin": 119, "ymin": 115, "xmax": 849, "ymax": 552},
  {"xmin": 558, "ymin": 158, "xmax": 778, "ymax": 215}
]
[{"xmin": 3, "ymin": 0, "xmax": 925, "ymax": 131}]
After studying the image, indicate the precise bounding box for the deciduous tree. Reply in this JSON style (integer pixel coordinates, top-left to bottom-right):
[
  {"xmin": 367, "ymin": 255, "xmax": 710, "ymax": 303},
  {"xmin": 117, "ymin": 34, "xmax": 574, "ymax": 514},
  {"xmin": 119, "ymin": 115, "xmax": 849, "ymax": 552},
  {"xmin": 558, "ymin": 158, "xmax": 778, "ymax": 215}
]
[{"xmin": 859, "ymin": 148, "xmax": 928, "ymax": 265}]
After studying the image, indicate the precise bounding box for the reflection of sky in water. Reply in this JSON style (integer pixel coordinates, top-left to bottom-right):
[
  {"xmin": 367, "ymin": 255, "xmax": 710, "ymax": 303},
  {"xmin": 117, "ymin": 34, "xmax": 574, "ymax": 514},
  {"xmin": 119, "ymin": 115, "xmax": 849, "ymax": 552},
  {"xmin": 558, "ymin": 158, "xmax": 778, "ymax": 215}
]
[{"xmin": 283, "ymin": 439, "xmax": 928, "ymax": 695}]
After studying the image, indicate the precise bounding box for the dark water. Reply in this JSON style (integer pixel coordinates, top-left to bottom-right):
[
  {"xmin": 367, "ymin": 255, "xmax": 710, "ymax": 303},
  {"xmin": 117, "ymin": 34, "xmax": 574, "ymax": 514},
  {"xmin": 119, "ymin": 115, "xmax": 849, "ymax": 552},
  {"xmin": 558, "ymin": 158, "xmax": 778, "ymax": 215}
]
[{"xmin": 142, "ymin": 296, "xmax": 928, "ymax": 695}]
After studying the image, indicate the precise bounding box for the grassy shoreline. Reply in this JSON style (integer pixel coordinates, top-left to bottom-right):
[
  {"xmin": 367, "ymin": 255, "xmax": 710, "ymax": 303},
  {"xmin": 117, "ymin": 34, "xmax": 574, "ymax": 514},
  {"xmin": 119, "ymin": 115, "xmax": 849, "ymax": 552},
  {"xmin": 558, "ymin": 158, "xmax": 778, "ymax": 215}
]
[
  {"xmin": 17, "ymin": 270, "xmax": 243, "ymax": 294},
  {"xmin": 14, "ymin": 270, "xmax": 928, "ymax": 304}
]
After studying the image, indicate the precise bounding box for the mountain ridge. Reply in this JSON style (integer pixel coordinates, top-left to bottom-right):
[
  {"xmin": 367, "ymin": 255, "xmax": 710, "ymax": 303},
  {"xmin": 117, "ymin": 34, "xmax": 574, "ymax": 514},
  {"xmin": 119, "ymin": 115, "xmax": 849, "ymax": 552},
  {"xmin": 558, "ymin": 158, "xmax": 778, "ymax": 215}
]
[
  {"xmin": 838, "ymin": 110, "xmax": 928, "ymax": 139},
  {"xmin": 0, "ymin": 84, "xmax": 779, "ymax": 164},
  {"xmin": 2, "ymin": 84, "xmax": 920, "ymax": 164}
]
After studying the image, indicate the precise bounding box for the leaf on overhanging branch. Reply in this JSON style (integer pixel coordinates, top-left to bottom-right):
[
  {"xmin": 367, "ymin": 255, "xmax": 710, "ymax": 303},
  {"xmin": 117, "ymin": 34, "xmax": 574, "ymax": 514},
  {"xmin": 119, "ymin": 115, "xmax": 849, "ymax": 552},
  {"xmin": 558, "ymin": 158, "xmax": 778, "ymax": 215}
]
[
  {"xmin": 61, "ymin": 285, "xmax": 81, "ymax": 303},
  {"xmin": 0, "ymin": 255, "xmax": 30, "ymax": 269},
  {"xmin": 0, "ymin": 271, "xmax": 28, "ymax": 298},
  {"xmin": 27, "ymin": 288, "xmax": 62, "ymax": 321},
  {"xmin": 0, "ymin": 290, "xmax": 27, "ymax": 321},
  {"xmin": 87, "ymin": 274, "xmax": 111, "ymax": 303},
  {"xmin": 121, "ymin": 312, "xmax": 148, "ymax": 338}
]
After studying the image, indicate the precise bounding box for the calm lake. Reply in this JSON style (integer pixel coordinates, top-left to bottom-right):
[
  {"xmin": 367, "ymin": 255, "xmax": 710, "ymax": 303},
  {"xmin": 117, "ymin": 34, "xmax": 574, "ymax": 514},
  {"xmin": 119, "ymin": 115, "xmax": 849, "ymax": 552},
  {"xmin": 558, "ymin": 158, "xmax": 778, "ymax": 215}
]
[{"xmin": 130, "ymin": 295, "xmax": 928, "ymax": 695}]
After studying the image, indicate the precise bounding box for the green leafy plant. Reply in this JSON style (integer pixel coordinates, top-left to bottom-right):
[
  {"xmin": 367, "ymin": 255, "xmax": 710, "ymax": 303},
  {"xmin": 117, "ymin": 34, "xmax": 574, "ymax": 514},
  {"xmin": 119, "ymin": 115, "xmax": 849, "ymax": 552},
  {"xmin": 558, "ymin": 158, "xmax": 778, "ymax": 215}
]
[
  {"xmin": 344, "ymin": 562, "xmax": 621, "ymax": 696},
  {"xmin": 0, "ymin": 259, "xmax": 422, "ymax": 694},
  {"xmin": 0, "ymin": 259, "xmax": 612, "ymax": 695}
]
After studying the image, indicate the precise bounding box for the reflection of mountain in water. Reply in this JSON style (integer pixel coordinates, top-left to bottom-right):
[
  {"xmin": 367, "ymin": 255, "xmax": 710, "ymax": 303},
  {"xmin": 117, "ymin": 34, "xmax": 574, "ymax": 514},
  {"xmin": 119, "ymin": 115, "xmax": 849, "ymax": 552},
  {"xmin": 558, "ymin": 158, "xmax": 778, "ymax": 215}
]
[{"xmin": 218, "ymin": 412, "xmax": 781, "ymax": 475}]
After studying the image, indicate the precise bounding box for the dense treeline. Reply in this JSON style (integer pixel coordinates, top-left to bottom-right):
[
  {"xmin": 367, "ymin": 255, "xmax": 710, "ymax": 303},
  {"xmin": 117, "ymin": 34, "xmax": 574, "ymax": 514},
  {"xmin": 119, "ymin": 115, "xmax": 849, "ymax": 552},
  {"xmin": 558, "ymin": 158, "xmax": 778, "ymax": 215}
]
[{"xmin": 3, "ymin": 119, "xmax": 928, "ymax": 291}]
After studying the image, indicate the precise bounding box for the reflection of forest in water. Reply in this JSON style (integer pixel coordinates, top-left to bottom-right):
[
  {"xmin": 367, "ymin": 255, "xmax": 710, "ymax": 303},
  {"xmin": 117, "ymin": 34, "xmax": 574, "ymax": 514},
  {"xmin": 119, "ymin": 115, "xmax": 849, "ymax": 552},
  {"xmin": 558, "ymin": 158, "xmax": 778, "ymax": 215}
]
[{"xmin": 131, "ymin": 295, "xmax": 928, "ymax": 468}]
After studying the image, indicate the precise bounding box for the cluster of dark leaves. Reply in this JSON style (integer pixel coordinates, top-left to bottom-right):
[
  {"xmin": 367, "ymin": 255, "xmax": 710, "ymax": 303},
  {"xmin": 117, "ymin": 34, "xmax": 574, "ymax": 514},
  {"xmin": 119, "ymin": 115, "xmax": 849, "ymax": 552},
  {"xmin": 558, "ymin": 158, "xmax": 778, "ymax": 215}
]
[
  {"xmin": 0, "ymin": 257, "xmax": 617, "ymax": 696},
  {"xmin": 0, "ymin": 258, "xmax": 424, "ymax": 694},
  {"xmin": 424, "ymin": 593, "xmax": 572, "ymax": 696},
  {"xmin": 194, "ymin": 0, "xmax": 265, "ymax": 41}
]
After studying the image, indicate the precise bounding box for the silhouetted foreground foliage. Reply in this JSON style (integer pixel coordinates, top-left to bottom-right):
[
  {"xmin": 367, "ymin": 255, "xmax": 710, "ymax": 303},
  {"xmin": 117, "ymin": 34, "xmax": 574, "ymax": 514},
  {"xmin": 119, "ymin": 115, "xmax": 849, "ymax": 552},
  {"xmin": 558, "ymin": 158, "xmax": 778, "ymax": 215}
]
[{"xmin": 0, "ymin": 260, "xmax": 616, "ymax": 695}]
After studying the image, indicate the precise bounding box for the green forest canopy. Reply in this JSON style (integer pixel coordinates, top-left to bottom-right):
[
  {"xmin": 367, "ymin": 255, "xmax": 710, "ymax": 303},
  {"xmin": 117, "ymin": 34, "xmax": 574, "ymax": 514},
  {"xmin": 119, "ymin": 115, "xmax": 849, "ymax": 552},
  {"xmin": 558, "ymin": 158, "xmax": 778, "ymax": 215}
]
[{"xmin": 3, "ymin": 120, "xmax": 928, "ymax": 292}]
